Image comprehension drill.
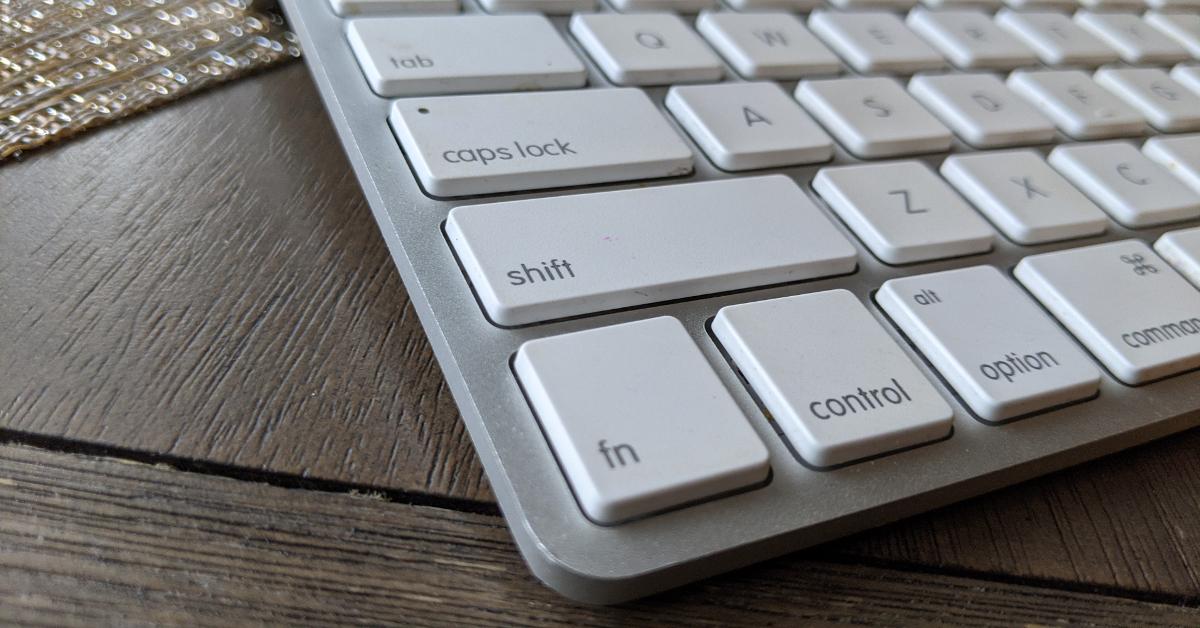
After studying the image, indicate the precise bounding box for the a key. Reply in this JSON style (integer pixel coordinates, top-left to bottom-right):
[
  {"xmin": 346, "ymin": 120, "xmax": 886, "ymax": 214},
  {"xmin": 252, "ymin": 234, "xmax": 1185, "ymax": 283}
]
[
  {"xmin": 1172, "ymin": 64, "xmax": 1200, "ymax": 97},
  {"xmin": 878, "ymin": 266, "xmax": 1101, "ymax": 422},
  {"xmin": 330, "ymin": 0, "xmax": 458, "ymax": 15},
  {"xmin": 1145, "ymin": 13, "xmax": 1200, "ymax": 58},
  {"xmin": 813, "ymin": 161, "xmax": 994, "ymax": 264},
  {"xmin": 1016, "ymin": 240, "xmax": 1200, "ymax": 385},
  {"xmin": 666, "ymin": 82, "xmax": 833, "ymax": 170},
  {"xmin": 514, "ymin": 316, "xmax": 770, "ymax": 524},
  {"xmin": 389, "ymin": 88, "xmax": 692, "ymax": 197},
  {"xmin": 446, "ymin": 175, "xmax": 857, "ymax": 325},
  {"xmin": 724, "ymin": 0, "xmax": 822, "ymax": 9},
  {"xmin": 570, "ymin": 13, "xmax": 723, "ymax": 86},
  {"xmin": 906, "ymin": 8, "xmax": 1038, "ymax": 70},
  {"xmin": 1094, "ymin": 68, "xmax": 1200, "ymax": 134},
  {"xmin": 1074, "ymin": 12, "xmax": 1190, "ymax": 65},
  {"xmin": 1007, "ymin": 70, "xmax": 1145, "ymax": 140},
  {"xmin": 346, "ymin": 15, "xmax": 585, "ymax": 97},
  {"xmin": 478, "ymin": 0, "xmax": 595, "ymax": 13},
  {"xmin": 1156, "ymin": 228, "xmax": 1200, "ymax": 288},
  {"xmin": 1143, "ymin": 134, "xmax": 1200, "ymax": 195},
  {"xmin": 808, "ymin": 10, "xmax": 945, "ymax": 74},
  {"xmin": 696, "ymin": 11, "xmax": 841, "ymax": 79},
  {"xmin": 996, "ymin": 10, "xmax": 1120, "ymax": 67},
  {"xmin": 942, "ymin": 151, "xmax": 1108, "ymax": 245},
  {"xmin": 1049, "ymin": 142, "xmax": 1200, "ymax": 228},
  {"xmin": 713, "ymin": 290, "xmax": 952, "ymax": 467},
  {"xmin": 908, "ymin": 73, "xmax": 1056, "ymax": 148},
  {"xmin": 795, "ymin": 77, "xmax": 954, "ymax": 158},
  {"xmin": 609, "ymin": 0, "xmax": 717, "ymax": 11}
]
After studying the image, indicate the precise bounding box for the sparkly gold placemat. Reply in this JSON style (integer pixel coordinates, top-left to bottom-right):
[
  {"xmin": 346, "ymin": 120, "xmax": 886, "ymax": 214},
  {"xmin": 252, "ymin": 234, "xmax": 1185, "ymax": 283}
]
[{"xmin": 0, "ymin": 0, "xmax": 301, "ymax": 160}]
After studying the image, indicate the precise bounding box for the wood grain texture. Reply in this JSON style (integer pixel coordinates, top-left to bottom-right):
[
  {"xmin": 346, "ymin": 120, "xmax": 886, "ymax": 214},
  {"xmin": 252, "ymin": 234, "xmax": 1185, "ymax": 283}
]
[
  {"xmin": 0, "ymin": 62, "xmax": 488, "ymax": 502},
  {"xmin": 2, "ymin": 443, "xmax": 1197, "ymax": 626}
]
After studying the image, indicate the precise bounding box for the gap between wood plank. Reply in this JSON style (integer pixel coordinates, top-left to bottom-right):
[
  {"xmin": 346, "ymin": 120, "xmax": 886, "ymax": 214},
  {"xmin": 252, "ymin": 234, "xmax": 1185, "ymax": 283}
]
[{"xmin": 4, "ymin": 428, "xmax": 1197, "ymax": 611}]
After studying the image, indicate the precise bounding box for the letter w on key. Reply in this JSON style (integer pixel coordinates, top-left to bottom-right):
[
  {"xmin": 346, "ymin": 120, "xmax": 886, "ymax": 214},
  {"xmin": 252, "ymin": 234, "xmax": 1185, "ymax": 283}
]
[{"xmin": 753, "ymin": 30, "xmax": 789, "ymax": 47}]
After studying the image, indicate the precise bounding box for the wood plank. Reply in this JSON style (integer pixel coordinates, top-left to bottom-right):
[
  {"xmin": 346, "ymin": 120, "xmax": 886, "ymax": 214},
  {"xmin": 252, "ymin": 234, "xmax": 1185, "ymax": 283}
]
[
  {"xmin": 832, "ymin": 427, "xmax": 1200, "ymax": 599},
  {"xmin": 0, "ymin": 62, "xmax": 489, "ymax": 502},
  {"xmin": 1, "ymin": 443, "xmax": 1197, "ymax": 626}
]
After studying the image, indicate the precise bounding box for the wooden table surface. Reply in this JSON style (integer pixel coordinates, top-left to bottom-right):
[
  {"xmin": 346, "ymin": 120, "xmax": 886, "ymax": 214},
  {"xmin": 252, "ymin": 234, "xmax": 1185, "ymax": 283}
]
[{"xmin": 2, "ymin": 61, "xmax": 1199, "ymax": 625}]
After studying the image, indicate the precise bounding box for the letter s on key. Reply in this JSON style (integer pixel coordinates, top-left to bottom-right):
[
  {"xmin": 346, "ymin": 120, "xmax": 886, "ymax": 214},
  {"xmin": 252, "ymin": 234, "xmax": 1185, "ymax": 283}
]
[{"xmin": 862, "ymin": 97, "xmax": 891, "ymax": 118}]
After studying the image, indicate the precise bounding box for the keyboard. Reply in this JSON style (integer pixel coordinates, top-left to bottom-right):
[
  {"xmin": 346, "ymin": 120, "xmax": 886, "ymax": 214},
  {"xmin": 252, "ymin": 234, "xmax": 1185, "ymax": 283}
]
[{"xmin": 280, "ymin": 0, "xmax": 1200, "ymax": 603}]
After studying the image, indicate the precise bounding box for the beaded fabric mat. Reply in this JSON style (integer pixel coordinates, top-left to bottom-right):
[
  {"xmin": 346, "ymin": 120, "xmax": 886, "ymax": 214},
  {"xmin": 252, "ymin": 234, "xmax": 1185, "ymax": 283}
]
[{"xmin": 0, "ymin": 0, "xmax": 300, "ymax": 160}]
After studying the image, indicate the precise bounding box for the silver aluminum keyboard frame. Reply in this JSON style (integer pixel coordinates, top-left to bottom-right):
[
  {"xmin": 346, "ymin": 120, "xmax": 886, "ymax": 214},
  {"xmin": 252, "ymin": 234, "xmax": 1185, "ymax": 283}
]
[{"xmin": 281, "ymin": 0, "xmax": 1200, "ymax": 604}]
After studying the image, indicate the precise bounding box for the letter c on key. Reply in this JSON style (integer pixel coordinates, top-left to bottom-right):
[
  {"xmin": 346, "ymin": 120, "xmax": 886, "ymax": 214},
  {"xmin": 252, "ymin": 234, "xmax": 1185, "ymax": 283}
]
[
  {"xmin": 1117, "ymin": 163, "xmax": 1150, "ymax": 186},
  {"xmin": 635, "ymin": 31, "xmax": 667, "ymax": 49}
]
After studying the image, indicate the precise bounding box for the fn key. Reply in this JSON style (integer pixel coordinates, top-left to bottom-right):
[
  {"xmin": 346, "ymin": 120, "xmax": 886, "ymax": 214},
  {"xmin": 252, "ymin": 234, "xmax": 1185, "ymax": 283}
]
[{"xmin": 515, "ymin": 317, "xmax": 770, "ymax": 525}]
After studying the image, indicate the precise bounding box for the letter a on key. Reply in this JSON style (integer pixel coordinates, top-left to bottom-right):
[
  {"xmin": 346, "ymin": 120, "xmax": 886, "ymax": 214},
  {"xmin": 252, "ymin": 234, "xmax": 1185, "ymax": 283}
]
[{"xmin": 744, "ymin": 106, "xmax": 772, "ymax": 127}]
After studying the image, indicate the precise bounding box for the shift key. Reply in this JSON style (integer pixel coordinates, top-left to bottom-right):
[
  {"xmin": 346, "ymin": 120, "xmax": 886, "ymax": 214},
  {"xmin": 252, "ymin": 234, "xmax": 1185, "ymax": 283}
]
[
  {"xmin": 446, "ymin": 176, "xmax": 857, "ymax": 326},
  {"xmin": 390, "ymin": 88, "xmax": 694, "ymax": 197}
]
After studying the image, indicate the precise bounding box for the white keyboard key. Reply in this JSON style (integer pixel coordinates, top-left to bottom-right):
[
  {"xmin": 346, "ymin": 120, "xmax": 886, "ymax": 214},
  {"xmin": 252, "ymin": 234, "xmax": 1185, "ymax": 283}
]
[
  {"xmin": 714, "ymin": 290, "xmax": 952, "ymax": 467},
  {"xmin": 1079, "ymin": 0, "xmax": 1144, "ymax": 9},
  {"xmin": 1007, "ymin": 70, "xmax": 1145, "ymax": 140},
  {"xmin": 922, "ymin": 0, "xmax": 1003, "ymax": 8},
  {"xmin": 808, "ymin": 11, "xmax": 945, "ymax": 74},
  {"xmin": 1074, "ymin": 12, "xmax": 1190, "ymax": 65},
  {"xmin": 446, "ymin": 176, "xmax": 856, "ymax": 325},
  {"xmin": 1094, "ymin": 68, "xmax": 1200, "ymax": 133},
  {"xmin": 1144, "ymin": 134, "xmax": 1200, "ymax": 195},
  {"xmin": 389, "ymin": 89, "xmax": 692, "ymax": 197},
  {"xmin": 1145, "ymin": 13, "xmax": 1200, "ymax": 58},
  {"xmin": 666, "ymin": 82, "xmax": 833, "ymax": 170},
  {"xmin": 907, "ymin": 9, "xmax": 1038, "ymax": 71},
  {"xmin": 878, "ymin": 266, "xmax": 1101, "ymax": 422},
  {"xmin": 1147, "ymin": 0, "xmax": 1200, "ymax": 8},
  {"xmin": 515, "ymin": 317, "xmax": 769, "ymax": 524},
  {"xmin": 1049, "ymin": 142, "xmax": 1200, "ymax": 227},
  {"xmin": 814, "ymin": 161, "xmax": 994, "ymax": 264},
  {"xmin": 1156, "ymin": 227, "xmax": 1200, "ymax": 288},
  {"xmin": 908, "ymin": 73, "xmax": 1056, "ymax": 148},
  {"xmin": 696, "ymin": 12, "xmax": 841, "ymax": 80},
  {"xmin": 1016, "ymin": 240, "xmax": 1200, "ymax": 385},
  {"xmin": 570, "ymin": 13, "xmax": 723, "ymax": 86},
  {"xmin": 725, "ymin": 0, "xmax": 822, "ymax": 9},
  {"xmin": 828, "ymin": 0, "xmax": 919, "ymax": 7},
  {"xmin": 479, "ymin": 0, "xmax": 594, "ymax": 13},
  {"xmin": 609, "ymin": 0, "xmax": 717, "ymax": 11},
  {"xmin": 996, "ymin": 10, "xmax": 1120, "ymax": 67},
  {"xmin": 1172, "ymin": 64, "xmax": 1200, "ymax": 97},
  {"xmin": 346, "ymin": 15, "xmax": 584, "ymax": 97},
  {"xmin": 330, "ymin": 0, "xmax": 458, "ymax": 15},
  {"xmin": 796, "ymin": 77, "xmax": 953, "ymax": 158},
  {"xmin": 942, "ymin": 151, "xmax": 1108, "ymax": 244},
  {"xmin": 1003, "ymin": 0, "xmax": 1077, "ymax": 10}
]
